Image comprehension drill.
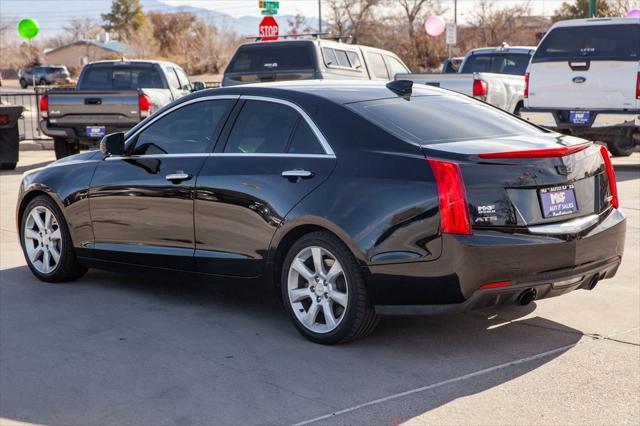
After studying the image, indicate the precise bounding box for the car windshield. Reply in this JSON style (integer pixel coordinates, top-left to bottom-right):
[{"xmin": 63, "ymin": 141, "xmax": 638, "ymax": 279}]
[
  {"xmin": 226, "ymin": 44, "xmax": 314, "ymax": 73},
  {"xmin": 347, "ymin": 94, "xmax": 542, "ymax": 145},
  {"xmin": 78, "ymin": 65, "xmax": 164, "ymax": 90},
  {"xmin": 460, "ymin": 53, "xmax": 531, "ymax": 75},
  {"xmin": 533, "ymin": 24, "xmax": 640, "ymax": 62}
]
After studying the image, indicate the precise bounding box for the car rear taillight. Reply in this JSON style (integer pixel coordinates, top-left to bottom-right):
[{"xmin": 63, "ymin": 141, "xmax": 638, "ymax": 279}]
[
  {"xmin": 636, "ymin": 72, "xmax": 640, "ymax": 99},
  {"xmin": 0, "ymin": 114, "xmax": 9, "ymax": 126},
  {"xmin": 524, "ymin": 72, "xmax": 529, "ymax": 99},
  {"xmin": 428, "ymin": 159, "xmax": 472, "ymax": 235},
  {"xmin": 39, "ymin": 94, "xmax": 48, "ymax": 119},
  {"xmin": 472, "ymin": 78, "xmax": 488, "ymax": 99},
  {"xmin": 600, "ymin": 145, "xmax": 619, "ymax": 209},
  {"xmin": 478, "ymin": 141, "xmax": 592, "ymax": 159},
  {"xmin": 139, "ymin": 94, "xmax": 152, "ymax": 118}
]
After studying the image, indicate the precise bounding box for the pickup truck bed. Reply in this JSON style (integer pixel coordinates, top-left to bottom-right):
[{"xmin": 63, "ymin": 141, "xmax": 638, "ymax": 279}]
[{"xmin": 396, "ymin": 72, "xmax": 525, "ymax": 114}]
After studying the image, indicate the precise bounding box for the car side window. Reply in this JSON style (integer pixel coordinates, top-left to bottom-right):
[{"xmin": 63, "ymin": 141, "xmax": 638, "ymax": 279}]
[
  {"xmin": 224, "ymin": 100, "xmax": 300, "ymax": 154},
  {"xmin": 165, "ymin": 67, "xmax": 181, "ymax": 90},
  {"xmin": 365, "ymin": 52, "xmax": 389, "ymax": 79},
  {"xmin": 132, "ymin": 100, "xmax": 233, "ymax": 155},
  {"xmin": 322, "ymin": 47, "xmax": 337, "ymax": 67},
  {"xmin": 346, "ymin": 51, "xmax": 362, "ymax": 69},
  {"xmin": 288, "ymin": 119, "xmax": 324, "ymax": 154},
  {"xmin": 386, "ymin": 56, "xmax": 409, "ymax": 76},
  {"xmin": 335, "ymin": 49, "xmax": 350, "ymax": 67}
]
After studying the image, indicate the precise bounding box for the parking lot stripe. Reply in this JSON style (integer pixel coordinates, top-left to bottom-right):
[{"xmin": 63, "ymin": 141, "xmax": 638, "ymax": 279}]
[{"xmin": 292, "ymin": 326, "xmax": 640, "ymax": 426}]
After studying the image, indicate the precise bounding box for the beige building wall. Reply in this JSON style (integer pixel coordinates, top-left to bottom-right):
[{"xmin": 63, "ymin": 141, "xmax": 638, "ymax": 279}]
[{"xmin": 44, "ymin": 44, "xmax": 122, "ymax": 74}]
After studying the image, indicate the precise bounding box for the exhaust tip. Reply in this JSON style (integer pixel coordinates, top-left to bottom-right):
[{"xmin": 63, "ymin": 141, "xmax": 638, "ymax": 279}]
[
  {"xmin": 588, "ymin": 275, "xmax": 600, "ymax": 290},
  {"xmin": 518, "ymin": 288, "xmax": 537, "ymax": 306}
]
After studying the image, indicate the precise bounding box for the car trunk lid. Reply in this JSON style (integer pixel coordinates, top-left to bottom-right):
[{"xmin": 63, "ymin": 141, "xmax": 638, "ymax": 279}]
[{"xmin": 422, "ymin": 134, "xmax": 612, "ymax": 230}]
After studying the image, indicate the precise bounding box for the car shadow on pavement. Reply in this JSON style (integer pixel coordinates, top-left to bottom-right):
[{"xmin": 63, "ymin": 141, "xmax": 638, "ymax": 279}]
[{"xmin": 0, "ymin": 265, "xmax": 584, "ymax": 426}]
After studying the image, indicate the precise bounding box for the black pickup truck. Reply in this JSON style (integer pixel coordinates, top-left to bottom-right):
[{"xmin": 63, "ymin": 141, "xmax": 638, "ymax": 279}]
[{"xmin": 40, "ymin": 60, "xmax": 194, "ymax": 158}]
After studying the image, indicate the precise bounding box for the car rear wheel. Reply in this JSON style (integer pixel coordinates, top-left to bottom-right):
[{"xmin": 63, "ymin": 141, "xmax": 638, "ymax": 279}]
[
  {"xmin": 21, "ymin": 195, "xmax": 87, "ymax": 282},
  {"xmin": 38, "ymin": 78, "xmax": 47, "ymax": 86},
  {"xmin": 54, "ymin": 138, "xmax": 79, "ymax": 159},
  {"xmin": 281, "ymin": 231, "xmax": 379, "ymax": 344}
]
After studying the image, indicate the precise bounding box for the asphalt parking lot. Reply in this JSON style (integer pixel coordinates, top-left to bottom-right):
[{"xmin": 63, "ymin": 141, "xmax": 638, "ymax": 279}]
[{"xmin": 1, "ymin": 151, "xmax": 639, "ymax": 425}]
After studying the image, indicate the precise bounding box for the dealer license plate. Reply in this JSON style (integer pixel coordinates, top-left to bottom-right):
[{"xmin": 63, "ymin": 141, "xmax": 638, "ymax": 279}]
[{"xmin": 539, "ymin": 184, "xmax": 578, "ymax": 218}]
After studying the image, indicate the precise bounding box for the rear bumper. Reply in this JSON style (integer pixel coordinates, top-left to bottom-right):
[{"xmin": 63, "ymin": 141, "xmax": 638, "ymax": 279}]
[
  {"xmin": 520, "ymin": 108, "xmax": 639, "ymax": 135},
  {"xmin": 369, "ymin": 208, "xmax": 626, "ymax": 314},
  {"xmin": 40, "ymin": 120, "xmax": 136, "ymax": 143}
]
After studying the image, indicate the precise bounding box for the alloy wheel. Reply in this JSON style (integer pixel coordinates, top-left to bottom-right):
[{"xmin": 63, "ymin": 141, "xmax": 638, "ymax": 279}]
[
  {"xmin": 23, "ymin": 205, "xmax": 62, "ymax": 274},
  {"xmin": 287, "ymin": 246, "xmax": 349, "ymax": 334}
]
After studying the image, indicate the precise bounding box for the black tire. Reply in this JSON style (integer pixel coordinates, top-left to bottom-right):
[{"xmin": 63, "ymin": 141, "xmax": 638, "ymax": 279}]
[
  {"xmin": 0, "ymin": 162, "xmax": 17, "ymax": 170},
  {"xmin": 20, "ymin": 195, "xmax": 88, "ymax": 282},
  {"xmin": 281, "ymin": 231, "xmax": 379, "ymax": 344},
  {"xmin": 38, "ymin": 78, "xmax": 47, "ymax": 86},
  {"xmin": 19, "ymin": 78, "xmax": 27, "ymax": 89},
  {"xmin": 54, "ymin": 137, "xmax": 79, "ymax": 159},
  {"xmin": 607, "ymin": 138, "xmax": 635, "ymax": 157},
  {"xmin": 514, "ymin": 102, "xmax": 523, "ymax": 116}
]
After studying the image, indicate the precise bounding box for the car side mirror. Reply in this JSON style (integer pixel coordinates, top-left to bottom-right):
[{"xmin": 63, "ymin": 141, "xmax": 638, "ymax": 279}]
[
  {"xmin": 192, "ymin": 81, "xmax": 205, "ymax": 92},
  {"xmin": 100, "ymin": 132, "xmax": 125, "ymax": 156}
]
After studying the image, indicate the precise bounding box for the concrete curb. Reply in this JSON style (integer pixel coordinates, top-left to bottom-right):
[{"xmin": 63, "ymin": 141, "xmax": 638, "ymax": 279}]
[{"xmin": 19, "ymin": 140, "xmax": 53, "ymax": 151}]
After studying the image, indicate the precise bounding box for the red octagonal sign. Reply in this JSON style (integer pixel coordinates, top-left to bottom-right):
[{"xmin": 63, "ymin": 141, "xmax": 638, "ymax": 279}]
[{"xmin": 259, "ymin": 16, "xmax": 279, "ymax": 41}]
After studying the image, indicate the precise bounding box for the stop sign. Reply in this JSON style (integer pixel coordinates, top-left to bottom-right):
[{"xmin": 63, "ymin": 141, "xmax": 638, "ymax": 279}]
[{"xmin": 259, "ymin": 16, "xmax": 279, "ymax": 41}]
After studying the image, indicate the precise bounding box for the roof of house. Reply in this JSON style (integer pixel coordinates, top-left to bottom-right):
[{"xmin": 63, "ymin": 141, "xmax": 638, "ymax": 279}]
[{"xmin": 44, "ymin": 40, "xmax": 133, "ymax": 56}]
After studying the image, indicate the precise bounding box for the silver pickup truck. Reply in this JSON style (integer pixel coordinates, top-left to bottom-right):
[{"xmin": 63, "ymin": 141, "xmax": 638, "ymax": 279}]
[
  {"xmin": 40, "ymin": 60, "xmax": 194, "ymax": 158},
  {"xmin": 396, "ymin": 45, "xmax": 536, "ymax": 114}
]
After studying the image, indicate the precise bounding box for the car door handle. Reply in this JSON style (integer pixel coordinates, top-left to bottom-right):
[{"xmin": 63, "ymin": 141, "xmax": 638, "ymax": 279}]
[
  {"xmin": 165, "ymin": 172, "xmax": 192, "ymax": 183},
  {"xmin": 282, "ymin": 170, "xmax": 314, "ymax": 181}
]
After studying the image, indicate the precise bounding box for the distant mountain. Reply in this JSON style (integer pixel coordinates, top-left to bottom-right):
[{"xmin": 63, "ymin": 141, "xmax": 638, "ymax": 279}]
[{"xmin": 0, "ymin": 0, "xmax": 322, "ymax": 37}]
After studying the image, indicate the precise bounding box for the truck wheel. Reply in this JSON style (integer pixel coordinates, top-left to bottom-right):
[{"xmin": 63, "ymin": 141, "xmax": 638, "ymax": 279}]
[
  {"xmin": 19, "ymin": 78, "xmax": 27, "ymax": 89},
  {"xmin": 1, "ymin": 162, "xmax": 17, "ymax": 170},
  {"xmin": 607, "ymin": 138, "xmax": 634, "ymax": 157},
  {"xmin": 54, "ymin": 138, "xmax": 79, "ymax": 159}
]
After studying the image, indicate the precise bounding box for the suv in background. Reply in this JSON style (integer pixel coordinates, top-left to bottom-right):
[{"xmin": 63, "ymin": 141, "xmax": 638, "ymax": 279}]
[
  {"xmin": 222, "ymin": 38, "xmax": 410, "ymax": 86},
  {"xmin": 521, "ymin": 18, "xmax": 639, "ymax": 156},
  {"xmin": 459, "ymin": 45, "xmax": 535, "ymax": 75},
  {"xmin": 19, "ymin": 65, "xmax": 71, "ymax": 88}
]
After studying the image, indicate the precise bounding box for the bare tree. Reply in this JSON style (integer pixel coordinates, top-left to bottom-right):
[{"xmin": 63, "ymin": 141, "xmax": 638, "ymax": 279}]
[
  {"xmin": 63, "ymin": 18, "xmax": 102, "ymax": 42},
  {"xmin": 468, "ymin": 0, "xmax": 532, "ymax": 46},
  {"xmin": 327, "ymin": 0, "xmax": 381, "ymax": 43},
  {"xmin": 287, "ymin": 14, "xmax": 314, "ymax": 35}
]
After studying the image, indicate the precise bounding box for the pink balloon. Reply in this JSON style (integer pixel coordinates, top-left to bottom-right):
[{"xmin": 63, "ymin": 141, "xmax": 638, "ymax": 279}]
[
  {"xmin": 626, "ymin": 8, "xmax": 640, "ymax": 18},
  {"xmin": 424, "ymin": 15, "xmax": 445, "ymax": 37}
]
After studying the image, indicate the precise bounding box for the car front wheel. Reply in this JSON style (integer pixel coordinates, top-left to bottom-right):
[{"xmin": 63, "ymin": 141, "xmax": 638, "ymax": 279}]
[
  {"xmin": 281, "ymin": 231, "xmax": 379, "ymax": 344},
  {"xmin": 21, "ymin": 195, "xmax": 87, "ymax": 282},
  {"xmin": 19, "ymin": 78, "xmax": 27, "ymax": 89}
]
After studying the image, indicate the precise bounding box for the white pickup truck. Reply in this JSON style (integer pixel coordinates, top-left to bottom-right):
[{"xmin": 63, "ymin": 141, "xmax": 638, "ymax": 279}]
[
  {"xmin": 520, "ymin": 18, "xmax": 639, "ymax": 156},
  {"xmin": 396, "ymin": 45, "xmax": 535, "ymax": 114}
]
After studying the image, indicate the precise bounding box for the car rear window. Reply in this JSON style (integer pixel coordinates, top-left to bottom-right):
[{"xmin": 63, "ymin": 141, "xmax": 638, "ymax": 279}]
[
  {"xmin": 460, "ymin": 53, "xmax": 531, "ymax": 75},
  {"xmin": 347, "ymin": 95, "xmax": 542, "ymax": 145},
  {"xmin": 533, "ymin": 24, "xmax": 640, "ymax": 62},
  {"xmin": 226, "ymin": 44, "xmax": 314, "ymax": 73},
  {"xmin": 78, "ymin": 65, "xmax": 164, "ymax": 90}
]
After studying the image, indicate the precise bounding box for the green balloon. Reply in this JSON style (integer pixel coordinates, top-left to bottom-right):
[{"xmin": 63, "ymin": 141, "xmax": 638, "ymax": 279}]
[{"xmin": 17, "ymin": 18, "xmax": 40, "ymax": 40}]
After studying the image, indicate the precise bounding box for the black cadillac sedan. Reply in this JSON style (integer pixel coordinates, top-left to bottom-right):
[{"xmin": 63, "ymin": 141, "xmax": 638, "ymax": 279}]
[{"xmin": 17, "ymin": 80, "xmax": 626, "ymax": 344}]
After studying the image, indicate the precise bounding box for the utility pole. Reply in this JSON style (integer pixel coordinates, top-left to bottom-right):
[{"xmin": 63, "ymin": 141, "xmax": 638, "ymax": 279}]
[
  {"xmin": 318, "ymin": 0, "xmax": 322, "ymax": 33},
  {"xmin": 589, "ymin": 0, "xmax": 597, "ymax": 17},
  {"xmin": 448, "ymin": 0, "xmax": 457, "ymax": 59}
]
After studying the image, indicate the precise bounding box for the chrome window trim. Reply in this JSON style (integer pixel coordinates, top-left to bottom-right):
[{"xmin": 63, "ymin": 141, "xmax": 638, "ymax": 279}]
[
  {"xmin": 239, "ymin": 95, "xmax": 335, "ymax": 156},
  {"xmin": 105, "ymin": 153, "xmax": 335, "ymax": 161},
  {"xmin": 122, "ymin": 94, "xmax": 336, "ymax": 158}
]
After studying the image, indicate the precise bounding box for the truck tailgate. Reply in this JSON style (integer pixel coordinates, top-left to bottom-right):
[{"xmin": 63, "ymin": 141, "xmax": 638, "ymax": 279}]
[{"xmin": 47, "ymin": 90, "xmax": 140, "ymax": 126}]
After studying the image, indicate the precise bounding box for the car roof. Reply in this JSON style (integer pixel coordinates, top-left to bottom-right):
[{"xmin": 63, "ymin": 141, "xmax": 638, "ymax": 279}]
[
  {"xmin": 194, "ymin": 80, "xmax": 449, "ymax": 105},
  {"xmin": 236, "ymin": 39, "xmax": 403, "ymax": 58},
  {"xmin": 551, "ymin": 17, "xmax": 640, "ymax": 28},
  {"xmin": 467, "ymin": 46, "xmax": 536, "ymax": 55}
]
